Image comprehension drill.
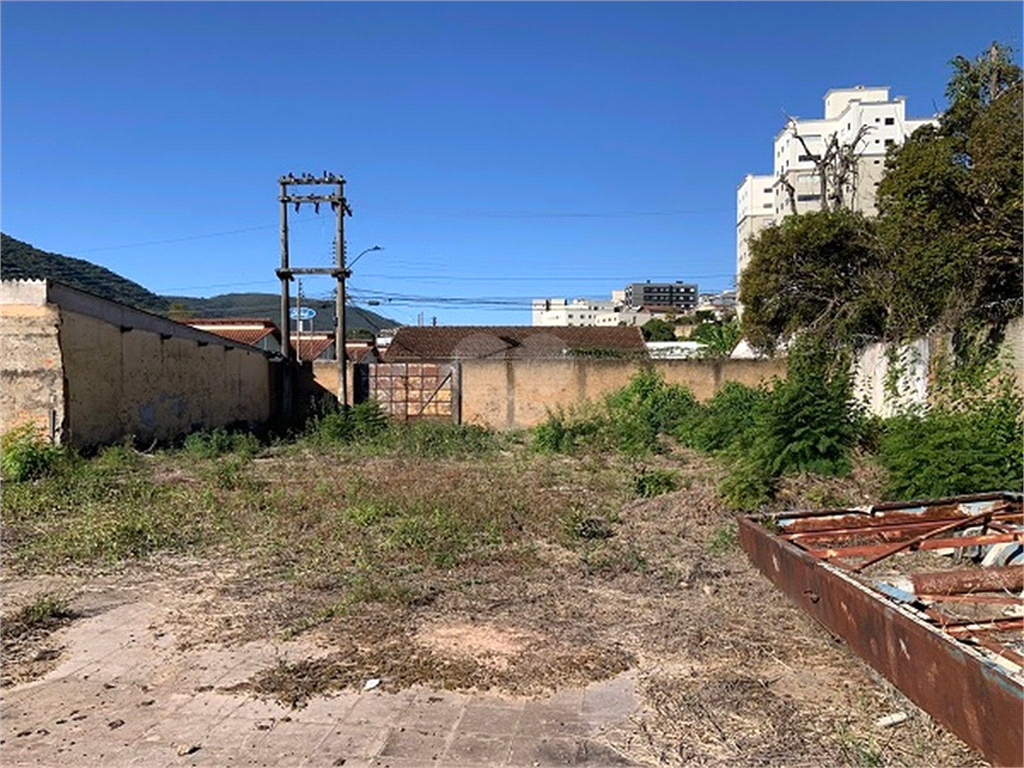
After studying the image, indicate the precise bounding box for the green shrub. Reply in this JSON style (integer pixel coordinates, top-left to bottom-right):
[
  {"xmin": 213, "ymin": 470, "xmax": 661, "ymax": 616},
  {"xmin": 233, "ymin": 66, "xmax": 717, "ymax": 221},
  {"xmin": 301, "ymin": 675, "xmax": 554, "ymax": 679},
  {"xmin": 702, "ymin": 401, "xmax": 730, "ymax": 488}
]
[
  {"xmin": 633, "ymin": 468, "xmax": 679, "ymax": 498},
  {"xmin": 715, "ymin": 344, "xmax": 860, "ymax": 510},
  {"xmin": 678, "ymin": 382, "xmax": 767, "ymax": 453},
  {"xmin": 532, "ymin": 408, "xmax": 605, "ymax": 453},
  {"xmin": 183, "ymin": 428, "xmax": 261, "ymax": 459},
  {"xmin": 0, "ymin": 425, "xmax": 70, "ymax": 482},
  {"xmin": 312, "ymin": 401, "xmax": 390, "ymax": 445},
  {"xmin": 604, "ymin": 368, "xmax": 699, "ymax": 454},
  {"xmin": 757, "ymin": 373, "xmax": 858, "ymax": 478},
  {"xmin": 878, "ymin": 386, "xmax": 1023, "ymax": 499}
]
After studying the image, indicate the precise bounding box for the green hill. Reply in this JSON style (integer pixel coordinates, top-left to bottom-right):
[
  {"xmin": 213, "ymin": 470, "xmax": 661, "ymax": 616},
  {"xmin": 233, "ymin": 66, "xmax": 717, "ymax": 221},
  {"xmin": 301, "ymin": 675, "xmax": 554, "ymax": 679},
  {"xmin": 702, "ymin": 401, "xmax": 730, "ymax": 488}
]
[
  {"xmin": 1, "ymin": 233, "xmax": 398, "ymax": 334},
  {"xmin": 163, "ymin": 293, "xmax": 397, "ymax": 334},
  {"xmin": 1, "ymin": 233, "xmax": 168, "ymax": 313}
]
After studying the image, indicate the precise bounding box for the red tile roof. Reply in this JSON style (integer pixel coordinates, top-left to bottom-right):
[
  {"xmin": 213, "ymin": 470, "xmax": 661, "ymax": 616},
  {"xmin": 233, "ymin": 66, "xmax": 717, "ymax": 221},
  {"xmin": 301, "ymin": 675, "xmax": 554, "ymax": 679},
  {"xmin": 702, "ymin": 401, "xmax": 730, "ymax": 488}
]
[
  {"xmin": 185, "ymin": 317, "xmax": 279, "ymax": 326},
  {"xmin": 291, "ymin": 335, "xmax": 336, "ymax": 361},
  {"xmin": 185, "ymin": 318, "xmax": 282, "ymax": 349},
  {"xmin": 382, "ymin": 326, "xmax": 647, "ymax": 362},
  {"xmin": 346, "ymin": 344, "xmax": 377, "ymax": 363}
]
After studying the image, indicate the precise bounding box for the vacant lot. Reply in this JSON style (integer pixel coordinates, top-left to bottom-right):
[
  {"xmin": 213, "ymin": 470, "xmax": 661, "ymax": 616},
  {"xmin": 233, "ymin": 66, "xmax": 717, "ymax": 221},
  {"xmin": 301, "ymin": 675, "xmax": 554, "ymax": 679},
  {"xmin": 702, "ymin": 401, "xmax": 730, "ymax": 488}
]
[{"xmin": 1, "ymin": 426, "xmax": 982, "ymax": 766}]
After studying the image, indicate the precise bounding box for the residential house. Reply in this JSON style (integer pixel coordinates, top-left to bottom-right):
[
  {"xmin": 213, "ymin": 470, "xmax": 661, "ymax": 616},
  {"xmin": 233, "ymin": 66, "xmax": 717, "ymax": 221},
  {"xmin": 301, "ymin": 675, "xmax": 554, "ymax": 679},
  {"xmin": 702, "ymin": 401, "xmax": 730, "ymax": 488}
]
[{"xmin": 381, "ymin": 325, "xmax": 648, "ymax": 363}]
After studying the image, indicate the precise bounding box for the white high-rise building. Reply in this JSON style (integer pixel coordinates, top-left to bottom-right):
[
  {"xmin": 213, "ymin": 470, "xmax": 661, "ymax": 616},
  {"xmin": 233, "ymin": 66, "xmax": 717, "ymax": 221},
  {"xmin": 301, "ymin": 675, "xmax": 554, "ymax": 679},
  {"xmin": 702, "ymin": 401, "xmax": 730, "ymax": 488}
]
[{"xmin": 737, "ymin": 85, "xmax": 936, "ymax": 287}]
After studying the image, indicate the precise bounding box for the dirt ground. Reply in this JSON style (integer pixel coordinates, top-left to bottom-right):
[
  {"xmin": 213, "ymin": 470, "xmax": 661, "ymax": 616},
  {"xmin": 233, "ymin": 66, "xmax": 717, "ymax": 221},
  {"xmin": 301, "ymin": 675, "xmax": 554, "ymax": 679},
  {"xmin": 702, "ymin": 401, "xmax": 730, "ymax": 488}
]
[{"xmin": 0, "ymin": 450, "xmax": 986, "ymax": 767}]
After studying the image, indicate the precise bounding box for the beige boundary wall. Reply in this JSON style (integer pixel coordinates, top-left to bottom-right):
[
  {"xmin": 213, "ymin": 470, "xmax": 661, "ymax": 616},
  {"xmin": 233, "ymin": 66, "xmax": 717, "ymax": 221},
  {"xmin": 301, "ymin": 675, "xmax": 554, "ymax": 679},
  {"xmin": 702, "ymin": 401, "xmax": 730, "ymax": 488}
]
[
  {"xmin": 1, "ymin": 280, "xmax": 277, "ymax": 448},
  {"xmin": 460, "ymin": 357, "xmax": 788, "ymax": 430}
]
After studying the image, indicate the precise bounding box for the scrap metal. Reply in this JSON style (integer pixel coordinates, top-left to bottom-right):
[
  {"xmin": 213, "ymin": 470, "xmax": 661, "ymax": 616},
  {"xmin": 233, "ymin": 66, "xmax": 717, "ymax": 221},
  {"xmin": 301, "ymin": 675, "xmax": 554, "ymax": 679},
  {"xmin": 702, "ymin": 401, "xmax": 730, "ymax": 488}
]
[{"xmin": 738, "ymin": 492, "xmax": 1023, "ymax": 766}]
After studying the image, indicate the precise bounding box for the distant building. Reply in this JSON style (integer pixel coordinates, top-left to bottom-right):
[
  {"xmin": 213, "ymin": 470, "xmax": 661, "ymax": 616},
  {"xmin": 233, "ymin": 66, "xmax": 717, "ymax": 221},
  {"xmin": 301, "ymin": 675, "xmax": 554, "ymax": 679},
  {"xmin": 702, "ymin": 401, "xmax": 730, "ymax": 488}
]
[
  {"xmin": 624, "ymin": 281, "xmax": 698, "ymax": 311},
  {"xmin": 381, "ymin": 325, "xmax": 648, "ymax": 363},
  {"xmin": 531, "ymin": 298, "xmax": 620, "ymax": 327},
  {"xmin": 291, "ymin": 332, "xmax": 336, "ymax": 362},
  {"xmin": 646, "ymin": 341, "xmax": 707, "ymax": 359},
  {"xmin": 185, "ymin": 318, "xmax": 282, "ymax": 354}
]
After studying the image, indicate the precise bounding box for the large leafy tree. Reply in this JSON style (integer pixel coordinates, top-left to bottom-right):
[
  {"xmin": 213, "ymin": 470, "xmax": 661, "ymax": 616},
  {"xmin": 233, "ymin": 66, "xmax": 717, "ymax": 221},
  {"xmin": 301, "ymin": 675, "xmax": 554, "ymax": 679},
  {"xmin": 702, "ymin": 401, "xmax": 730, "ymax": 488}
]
[
  {"xmin": 739, "ymin": 209, "xmax": 880, "ymax": 353},
  {"xmin": 875, "ymin": 42, "xmax": 1022, "ymax": 340}
]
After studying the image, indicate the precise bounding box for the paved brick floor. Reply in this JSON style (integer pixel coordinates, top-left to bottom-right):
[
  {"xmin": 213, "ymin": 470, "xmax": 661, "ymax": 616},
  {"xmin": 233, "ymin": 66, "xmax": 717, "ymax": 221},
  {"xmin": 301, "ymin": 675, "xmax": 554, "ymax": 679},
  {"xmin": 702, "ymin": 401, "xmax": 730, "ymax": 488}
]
[{"xmin": 1, "ymin": 593, "xmax": 640, "ymax": 767}]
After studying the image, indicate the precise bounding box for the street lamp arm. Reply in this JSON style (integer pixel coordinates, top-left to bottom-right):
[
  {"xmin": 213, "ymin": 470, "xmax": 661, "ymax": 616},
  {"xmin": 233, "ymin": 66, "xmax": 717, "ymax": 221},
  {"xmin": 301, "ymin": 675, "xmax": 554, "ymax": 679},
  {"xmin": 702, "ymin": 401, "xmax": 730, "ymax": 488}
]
[{"xmin": 348, "ymin": 245, "xmax": 383, "ymax": 269}]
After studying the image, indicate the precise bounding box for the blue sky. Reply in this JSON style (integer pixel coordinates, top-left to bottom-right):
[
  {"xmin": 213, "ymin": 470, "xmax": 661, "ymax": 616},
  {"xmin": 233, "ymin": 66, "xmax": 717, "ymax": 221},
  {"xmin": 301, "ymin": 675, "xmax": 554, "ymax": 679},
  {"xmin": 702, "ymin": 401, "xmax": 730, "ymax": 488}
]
[{"xmin": 2, "ymin": 2, "xmax": 1021, "ymax": 326}]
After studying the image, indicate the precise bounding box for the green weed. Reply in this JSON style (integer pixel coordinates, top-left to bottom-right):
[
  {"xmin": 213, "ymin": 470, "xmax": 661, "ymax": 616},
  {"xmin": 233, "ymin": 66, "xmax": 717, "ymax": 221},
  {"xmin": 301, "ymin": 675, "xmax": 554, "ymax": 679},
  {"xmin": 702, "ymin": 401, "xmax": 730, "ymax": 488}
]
[
  {"xmin": 1, "ymin": 592, "xmax": 77, "ymax": 642},
  {"xmin": 183, "ymin": 428, "xmax": 261, "ymax": 460},
  {"xmin": 707, "ymin": 525, "xmax": 738, "ymax": 553},
  {"xmin": 0, "ymin": 424, "xmax": 70, "ymax": 482},
  {"xmin": 633, "ymin": 468, "xmax": 679, "ymax": 498}
]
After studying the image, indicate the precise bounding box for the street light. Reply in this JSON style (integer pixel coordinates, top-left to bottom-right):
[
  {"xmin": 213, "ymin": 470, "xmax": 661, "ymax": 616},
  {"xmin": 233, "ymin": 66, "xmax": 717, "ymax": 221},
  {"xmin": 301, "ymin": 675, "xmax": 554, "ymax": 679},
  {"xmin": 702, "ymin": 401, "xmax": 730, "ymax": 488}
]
[
  {"xmin": 348, "ymin": 245, "xmax": 383, "ymax": 270},
  {"xmin": 339, "ymin": 245, "xmax": 384, "ymax": 410}
]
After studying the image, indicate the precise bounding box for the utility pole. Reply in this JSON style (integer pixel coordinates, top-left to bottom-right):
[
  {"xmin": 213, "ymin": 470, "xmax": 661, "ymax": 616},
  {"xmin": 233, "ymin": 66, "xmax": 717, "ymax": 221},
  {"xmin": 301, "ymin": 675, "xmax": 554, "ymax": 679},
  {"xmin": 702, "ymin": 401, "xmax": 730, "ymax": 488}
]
[
  {"xmin": 296, "ymin": 279, "xmax": 304, "ymax": 363},
  {"xmin": 276, "ymin": 172, "xmax": 352, "ymax": 416}
]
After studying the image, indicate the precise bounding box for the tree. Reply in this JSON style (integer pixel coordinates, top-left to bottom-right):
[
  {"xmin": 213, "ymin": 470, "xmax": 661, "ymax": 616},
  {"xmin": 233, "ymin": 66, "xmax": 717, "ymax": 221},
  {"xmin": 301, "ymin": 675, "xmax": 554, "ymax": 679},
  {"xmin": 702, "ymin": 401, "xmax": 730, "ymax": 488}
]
[
  {"xmin": 739, "ymin": 209, "xmax": 880, "ymax": 354},
  {"xmin": 641, "ymin": 318, "xmax": 677, "ymax": 342},
  {"xmin": 784, "ymin": 119, "xmax": 872, "ymax": 212},
  {"xmin": 875, "ymin": 42, "xmax": 1022, "ymax": 340},
  {"xmin": 688, "ymin": 318, "xmax": 742, "ymax": 358}
]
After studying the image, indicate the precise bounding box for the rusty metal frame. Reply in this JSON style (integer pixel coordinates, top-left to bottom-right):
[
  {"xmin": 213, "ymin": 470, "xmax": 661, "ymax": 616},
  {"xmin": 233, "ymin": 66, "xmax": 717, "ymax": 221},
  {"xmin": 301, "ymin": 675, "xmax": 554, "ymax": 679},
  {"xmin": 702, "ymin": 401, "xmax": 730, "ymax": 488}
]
[{"xmin": 739, "ymin": 492, "xmax": 1023, "ymax": 766}]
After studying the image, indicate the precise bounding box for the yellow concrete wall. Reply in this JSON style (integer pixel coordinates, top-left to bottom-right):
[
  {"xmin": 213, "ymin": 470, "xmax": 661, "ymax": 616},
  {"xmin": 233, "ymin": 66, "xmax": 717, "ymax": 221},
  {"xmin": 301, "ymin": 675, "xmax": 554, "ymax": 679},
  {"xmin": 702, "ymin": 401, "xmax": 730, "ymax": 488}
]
[
  {"xmin": 0, "ymin": 303, "xmax": 65, "ymax": 439},
  {"xmin": 460, "ymin": 358, "xmax": 788, "ymax": 430},
  {"xmin": 59, "ymin": 309, "xmax": 273, "ymax": 447}
]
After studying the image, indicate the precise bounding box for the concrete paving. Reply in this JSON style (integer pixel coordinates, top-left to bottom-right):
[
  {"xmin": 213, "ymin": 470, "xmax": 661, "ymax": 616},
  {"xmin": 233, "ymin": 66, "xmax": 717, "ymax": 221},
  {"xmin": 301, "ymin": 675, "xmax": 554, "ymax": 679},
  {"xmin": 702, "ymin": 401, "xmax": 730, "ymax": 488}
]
[{"xmin": 1, "ymin": 591, "xmax": 641, "ymax": 767}]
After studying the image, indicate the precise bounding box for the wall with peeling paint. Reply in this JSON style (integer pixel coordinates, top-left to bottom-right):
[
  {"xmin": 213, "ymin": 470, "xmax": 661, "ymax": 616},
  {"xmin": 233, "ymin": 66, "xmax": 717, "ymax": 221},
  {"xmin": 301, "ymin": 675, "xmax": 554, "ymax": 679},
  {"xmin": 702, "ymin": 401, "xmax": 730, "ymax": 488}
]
[
  {"xmin": 0, "ymin": 282, "xmax": 65, "ymax": 439},
  {"xmin": 1, "ymin": 280, "xmax": 276, "ymax": 448}
]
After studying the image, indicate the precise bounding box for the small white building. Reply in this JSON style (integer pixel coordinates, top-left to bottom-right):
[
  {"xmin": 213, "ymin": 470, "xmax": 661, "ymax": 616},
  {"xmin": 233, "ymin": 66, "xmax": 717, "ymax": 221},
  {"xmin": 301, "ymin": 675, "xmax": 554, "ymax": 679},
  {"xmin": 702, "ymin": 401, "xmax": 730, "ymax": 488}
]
[{"xmin": 531, "ymin": 297, "xmax": 621, "ymax": 327}]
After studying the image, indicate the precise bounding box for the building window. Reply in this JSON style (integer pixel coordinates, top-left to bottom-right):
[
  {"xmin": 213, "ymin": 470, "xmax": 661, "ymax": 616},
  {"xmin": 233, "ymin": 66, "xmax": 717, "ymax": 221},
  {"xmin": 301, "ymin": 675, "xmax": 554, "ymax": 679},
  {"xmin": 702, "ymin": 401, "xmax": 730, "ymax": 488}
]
[
  {"xmin": 797, "ymin": 194, "xmax": 821, "ymax": 202},
  {"xmin": 885, "ymin": 139, "xmax": 895, "ymax": 147},
  {"xmin": 798, "ymin": 154, "xmax": 816, "ymax": 162},
  {"xmin": 885, "ymin": 117, "xmax": 894, "ymax": 125},
  {"xmin": 762, "ymin": 203, "xmax": 772, "ymax": 209},
  {"xmin": 763, "ymin": 187, "xmax": 772, "ymax": 194}
]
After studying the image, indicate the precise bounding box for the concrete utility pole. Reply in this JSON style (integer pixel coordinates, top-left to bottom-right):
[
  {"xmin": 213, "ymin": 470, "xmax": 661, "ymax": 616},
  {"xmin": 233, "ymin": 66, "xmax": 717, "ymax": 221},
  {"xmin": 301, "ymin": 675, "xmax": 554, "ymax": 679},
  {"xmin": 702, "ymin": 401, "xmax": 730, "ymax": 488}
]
[{"xmin": 276, "ymin": 172, "xmax": 352, "ymax": 414}]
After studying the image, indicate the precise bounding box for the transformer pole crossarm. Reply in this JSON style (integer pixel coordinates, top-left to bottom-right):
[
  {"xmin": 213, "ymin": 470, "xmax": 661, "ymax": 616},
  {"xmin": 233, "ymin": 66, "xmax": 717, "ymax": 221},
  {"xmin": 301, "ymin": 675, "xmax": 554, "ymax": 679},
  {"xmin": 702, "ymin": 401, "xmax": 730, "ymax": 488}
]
[{"xmin": 277, "ymin": 267, "xmax": 351, "ymax": 279}]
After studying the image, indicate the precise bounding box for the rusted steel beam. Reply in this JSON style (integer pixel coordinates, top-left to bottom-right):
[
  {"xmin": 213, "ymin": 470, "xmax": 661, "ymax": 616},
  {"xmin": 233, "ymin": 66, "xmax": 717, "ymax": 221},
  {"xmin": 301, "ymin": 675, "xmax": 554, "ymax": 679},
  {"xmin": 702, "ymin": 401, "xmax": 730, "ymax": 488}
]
[
  {"xmin": 941, "ymin": 618, "xmax": 1024, "ymax": 636},
  {"xmin": 806, "ymin": 531, "xmax": 1023, "ymax": 561},
  {"xmin": 780, "ymin": 495, "xmax": 1021, "ymax": 534},
  {"xmin": 921, "ymin": 594, "xmax": 1023, "ymax": 606},
  {"xmin": 783, "ymin": 513, "xmax": 1023, "ymax": 545},
  {"xmin": 739, "ymin": 516, "xmax": 1024, "ymax": 766},
  {"xmin": 911, "ymin": 566, "xmax": 1024, "ymax": 596},
  {"xmin": 853, "ymin": 508, "xmax": 1008, "ymax": 572},
  {"xmin": 970, "ymin": 637, "xmax": 1024, "ymax": 668}
]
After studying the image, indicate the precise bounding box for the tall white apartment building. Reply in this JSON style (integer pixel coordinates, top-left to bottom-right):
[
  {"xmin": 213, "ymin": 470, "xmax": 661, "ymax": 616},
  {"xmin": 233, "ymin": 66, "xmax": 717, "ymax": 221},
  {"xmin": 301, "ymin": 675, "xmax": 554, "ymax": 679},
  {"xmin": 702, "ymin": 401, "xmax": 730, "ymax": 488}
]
[{"xmin": 737, "ymin": 85, "xmax": 935, "ymax": 284}]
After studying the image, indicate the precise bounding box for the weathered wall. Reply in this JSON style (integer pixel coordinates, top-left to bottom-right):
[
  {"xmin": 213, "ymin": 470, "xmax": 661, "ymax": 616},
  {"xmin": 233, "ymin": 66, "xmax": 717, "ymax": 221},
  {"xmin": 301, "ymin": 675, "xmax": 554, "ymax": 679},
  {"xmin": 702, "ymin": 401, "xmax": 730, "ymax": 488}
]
[
  {"xmin": 59, "ymin": 308, "xmax": 274, "ymax": 447},
  {"xmin": 0, "ymin": 282, "xmax": 65, "ymax": 438},
  {"xmin": 460, "ymin": 358, "xmax": 788, "ymax": 430},
  {"xmin": 852, "ymin": 338, "xmax": 931, "ymax": 418},
  {"xmin": 852, "ymin": 317, "xmax": 1024, "ymax": 417},
  {"xmin": 2, "ymin": 280, "xmax": 277, "ymax": 448}
]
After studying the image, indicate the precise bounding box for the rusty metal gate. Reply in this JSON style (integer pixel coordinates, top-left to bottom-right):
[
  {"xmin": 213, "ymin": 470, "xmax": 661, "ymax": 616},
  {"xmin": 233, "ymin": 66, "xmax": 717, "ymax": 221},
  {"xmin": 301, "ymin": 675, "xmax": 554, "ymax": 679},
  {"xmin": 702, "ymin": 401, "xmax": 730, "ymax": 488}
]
[{"xmin": 363, "ymin": 362, "xmax": 460, "ymax": 422}]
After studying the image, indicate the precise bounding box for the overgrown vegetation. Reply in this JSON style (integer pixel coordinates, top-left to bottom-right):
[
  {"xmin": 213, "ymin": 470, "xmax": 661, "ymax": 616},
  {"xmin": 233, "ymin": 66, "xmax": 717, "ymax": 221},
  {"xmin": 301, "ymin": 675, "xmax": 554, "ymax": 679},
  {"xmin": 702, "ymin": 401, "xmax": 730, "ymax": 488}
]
[
  {"xmin": 878, "ymin": 379, "xmax": 1022, "ymax": 499},
  {"xmin": 1, "ymin": 424, "xmax": 70, "ymax": 482}
]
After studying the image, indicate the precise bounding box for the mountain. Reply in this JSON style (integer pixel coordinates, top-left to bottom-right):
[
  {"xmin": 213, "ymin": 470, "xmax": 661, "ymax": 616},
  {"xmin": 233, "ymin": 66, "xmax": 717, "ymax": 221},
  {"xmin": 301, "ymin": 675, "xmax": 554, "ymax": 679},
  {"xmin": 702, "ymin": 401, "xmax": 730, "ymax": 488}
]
[
  {"xmin": 163, "ymin": 293, "xmax": 397, "ymax": 334},
  {"xmin": 1, "ymin": 233, "xmax": 168, "ymax": 313},
  {"xmin": 1, "ymin": 233, "xmax": 398, "ymax": 334}
]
